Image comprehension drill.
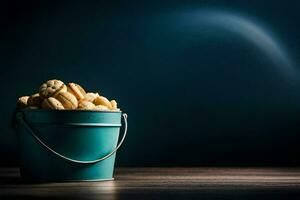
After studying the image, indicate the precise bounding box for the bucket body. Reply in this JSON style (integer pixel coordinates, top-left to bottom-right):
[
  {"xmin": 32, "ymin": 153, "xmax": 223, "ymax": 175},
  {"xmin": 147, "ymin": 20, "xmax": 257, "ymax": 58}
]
[{"xmin": 15, "ymin": 109, "xmax": 125, "ymax": 182}]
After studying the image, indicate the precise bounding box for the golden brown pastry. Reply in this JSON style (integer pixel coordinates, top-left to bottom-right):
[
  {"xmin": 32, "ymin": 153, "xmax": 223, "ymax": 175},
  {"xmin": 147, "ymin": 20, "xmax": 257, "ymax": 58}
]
[
  {"xmin": 93, "ymin": 96, "xmax": 112, "ymax": 109},
  {"xmin": 83, "ymin": 92, "xmax": 99, "ymax": 102},
  {"xmin": 67, "ymin": 83, "xmax": 86, "ymax": 100},
  {"xmin": 78, "ymin": 100, "xmax": 95, "ymax": 110},
  {"xmin": 93, "ymin": 105, "xmax": 110, "ymax": 111},
  {"xmin": 39, "ymin": 79, "xmax": 67, "ymax": 98},
  {"xmin": 27, "ymin": 93, "xmax": 42, "ymax": 107},
  {"xmin": 17, "ymin": 96, "xmax": 29, "ymax": 108},
  {"xmin": 42, "ymin": 97, "xmax": 64, "ymax": 110},
  {"xmin": 110, "ymin": 100, "xmax": 117, "ymax": 110},
  {"xmin": 17, "ymin": 79, "xmax": 122, "ymax": 111},
  {"xmin": 55, "ymin": 92, "xmax": 78, "ymax": 109}
]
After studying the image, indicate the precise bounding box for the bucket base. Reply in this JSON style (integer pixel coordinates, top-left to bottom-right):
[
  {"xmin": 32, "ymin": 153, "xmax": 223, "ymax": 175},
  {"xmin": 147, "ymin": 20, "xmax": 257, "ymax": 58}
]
[
  {"xmin": 19, "ymin": 155, "xmax": 116, "ymax": 183},
  {"xmin": 21, "ymin": 176, "xmax": 115, "ymax": 183}
]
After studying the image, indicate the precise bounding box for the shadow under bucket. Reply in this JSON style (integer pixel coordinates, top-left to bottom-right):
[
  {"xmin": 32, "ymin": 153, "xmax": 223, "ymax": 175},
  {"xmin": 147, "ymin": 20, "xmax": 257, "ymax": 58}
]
[{"xmin": 14, "ymin": 109, "xmax": 127, "ymax": 182}]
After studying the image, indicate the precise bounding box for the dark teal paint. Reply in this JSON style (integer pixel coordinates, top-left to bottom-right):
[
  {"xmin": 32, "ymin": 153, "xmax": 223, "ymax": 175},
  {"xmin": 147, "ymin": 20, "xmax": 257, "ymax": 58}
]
[{"xmin": 15, "ymin": 110, "xmax": 122, "ymax": 182}]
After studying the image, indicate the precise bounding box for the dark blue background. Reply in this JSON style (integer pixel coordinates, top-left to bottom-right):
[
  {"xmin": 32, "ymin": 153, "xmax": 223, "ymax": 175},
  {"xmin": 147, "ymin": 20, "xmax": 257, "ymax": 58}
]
[{"xmin": 2, "ymin": 0, "xmax": 300, "ymax": 166}]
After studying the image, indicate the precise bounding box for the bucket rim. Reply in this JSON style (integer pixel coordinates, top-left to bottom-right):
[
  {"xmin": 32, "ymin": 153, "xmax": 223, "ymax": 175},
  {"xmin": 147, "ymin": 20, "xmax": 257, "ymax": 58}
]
[
  {"xmin": 18, "ymin": 108, "xmax": 123, "ymax": 126},
  {"xmin": 20, "ymin": 108, "xmax": 122, "ymax": 113}
]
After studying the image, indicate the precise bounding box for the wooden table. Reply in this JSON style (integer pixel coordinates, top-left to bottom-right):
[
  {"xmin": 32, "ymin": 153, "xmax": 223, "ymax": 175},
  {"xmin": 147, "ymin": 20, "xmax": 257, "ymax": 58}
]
[{"xmin": 1, "ymin": 167, "xmax": 300, "ymax": 199}]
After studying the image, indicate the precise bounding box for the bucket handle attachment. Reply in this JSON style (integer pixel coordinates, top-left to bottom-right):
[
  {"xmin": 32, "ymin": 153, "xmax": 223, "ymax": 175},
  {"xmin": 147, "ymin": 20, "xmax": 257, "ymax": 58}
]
[{"xmin": 16, "ymin": 112, "xmax": 128, "ymax": 164}]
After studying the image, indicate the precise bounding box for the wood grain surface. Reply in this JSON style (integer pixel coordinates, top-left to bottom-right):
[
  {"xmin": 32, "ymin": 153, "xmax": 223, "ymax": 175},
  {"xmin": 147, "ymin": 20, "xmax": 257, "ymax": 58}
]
[{"xmin": 1, "ymin": 167, "xmax": 300, "ymax": 199}]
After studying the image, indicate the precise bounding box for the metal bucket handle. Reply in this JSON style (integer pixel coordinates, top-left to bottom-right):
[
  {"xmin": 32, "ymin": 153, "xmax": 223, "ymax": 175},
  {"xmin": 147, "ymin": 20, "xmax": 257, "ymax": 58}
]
[{"xmin": 16, "ymin": 112, "xmax": 128, "ymax": 164}]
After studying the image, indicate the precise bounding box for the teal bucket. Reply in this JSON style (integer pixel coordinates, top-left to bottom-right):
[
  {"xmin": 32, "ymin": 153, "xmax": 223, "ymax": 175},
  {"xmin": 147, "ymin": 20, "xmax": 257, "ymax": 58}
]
[{"xmin": 14, "ymin": 109, "xmax": 127, "ymax": 182}]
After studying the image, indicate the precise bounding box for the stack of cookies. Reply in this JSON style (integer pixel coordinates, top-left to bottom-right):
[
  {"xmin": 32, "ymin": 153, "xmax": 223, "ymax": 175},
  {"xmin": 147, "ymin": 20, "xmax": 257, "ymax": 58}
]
[{"xmin": 17, "ymin": 79, "xmax": 120, "ymax": 111}]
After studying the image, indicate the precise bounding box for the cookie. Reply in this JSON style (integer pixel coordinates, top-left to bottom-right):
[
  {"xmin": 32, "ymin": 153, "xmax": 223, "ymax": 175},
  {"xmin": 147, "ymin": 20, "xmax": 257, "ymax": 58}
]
[
  {"xmin": 93, "ymin": 96, "xmax": 112, "ymax": 109},
  {"xmin": 67, "ymin": 83, "xmax": 86, "ymax": 100},
  {"xmin": 55, "ymin": 92, "xmax": 78, "ymax": 109},
  {"xmin": 39, "ymin": 79, "xmax": 67, "ymax": 98},
  {"xmin": 78, "ymin": 100, "xmax": 95, "ymax": 110},
  {"xmin": 93, "ymin": 105, "xmax": 110, "ymax": 111},
  {"xmin": 17, "ymin": 79, "xmax": 121, "ymax": 111},
  {"xmin": 27, "ymin": 93, "xmax": 42, "ymax": 107},
  {"xmin": 17, "ymin": 96, "xmax": 29, "ymax": 108},
  {"xmin": 110, "ymin": 100, "xmax": 117, "ymax": 110},
  {"xmin": 83, "ymin": 92, "xmax": 99, "ymax": 102},
  {"xmin": 42, "ymin": 97, "xmax": 64, "ymax": 110}
]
